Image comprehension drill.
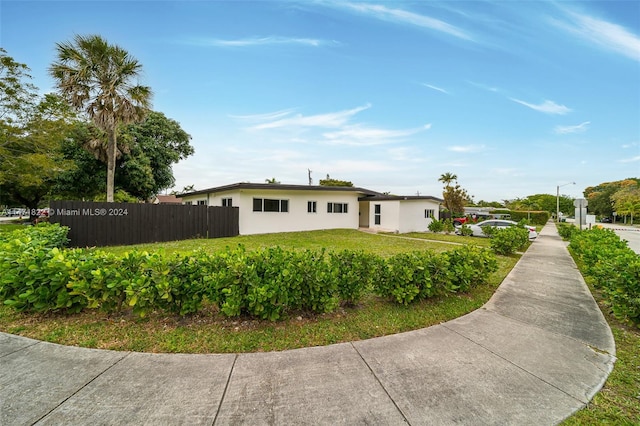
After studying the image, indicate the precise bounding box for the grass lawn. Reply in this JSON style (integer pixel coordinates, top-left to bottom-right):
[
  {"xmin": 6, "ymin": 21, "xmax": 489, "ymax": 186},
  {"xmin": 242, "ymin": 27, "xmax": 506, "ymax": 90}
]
[
  {"xmin": 96, "ymin": 229, "xmax": 460, "ymax": 257},
  {"xmin": 0, "ymin": 229, "xmax": 517, "ymax": 353},
  {"xmin": 0, "ymin": 223, "xmax": 25, "ymax": 234}
]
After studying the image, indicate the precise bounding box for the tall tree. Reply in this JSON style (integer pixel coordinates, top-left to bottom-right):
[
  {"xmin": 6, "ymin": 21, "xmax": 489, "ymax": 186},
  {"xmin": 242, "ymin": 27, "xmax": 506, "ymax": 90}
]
[
  {"xmin": 53, "ymin": 112, "xmax": 193, "ymax": 201},
  {"xmin": 49, "ymin": 34, "xmax": 152, "ymax": 202},
  {"xmin": 438, "ymin": 172, "xmax": 468, "ymax": 215},
  {"xmin": 438, "ymin": 172, "xmax": 458, "ymax": 187},
  {"xmin": 0, "ymin": 94, "xmax": 77, "ymax": 218},
  {"xmin": 611, "ymin": 182, "xmax": 640, "ymax": 224}
]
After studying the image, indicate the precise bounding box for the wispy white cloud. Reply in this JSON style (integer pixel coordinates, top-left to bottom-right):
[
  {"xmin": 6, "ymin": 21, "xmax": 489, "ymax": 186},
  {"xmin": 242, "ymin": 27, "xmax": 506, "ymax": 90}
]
[
  {"xmin": 326, "ymin": 2, "xmax": 473, "ymax": 41},
  {"xmin": 467, "ymin": 80, "xmax": 500, "ymax": 92},
  {"xmin": 554, "ymin": 121, "xmax": 590, "ymax": 134},
  {"xmin": 234, "ymin": 104, "xmax": 430, "ymax": 147},
  {"xmin": 323, "ymin": 124, "xmax": 431, "ymax": 146},
  {"xmin": 510, "ymin": 98, "xmax": 572, "ymax": 115},
  {"xmin": 190, "ymin": 36, "xmax": 338, "ymax": 48},
  {"xmin": 448, "ymin": 144, "xmax": 486, "ymax": 153},
  {"xmin": 422, "ymin": 83, "xmax": 449, "ymax": 94},
  {"xmin": 249, "ymin": 104, "xmax": 372, "ymax": 130},
  {"xmin": 619, "ymin": 156, "xmax": 640, "ymax": 163},
  {"xmin": 553, "ymin": 9, "xmax": 640, "ymax": 62},
  {"xmin": 622, "ymin": 141, "xmax": 639, "ymax": 149},
  {"xmin": 229, "ymin": 109, "xmax": 295, "ymax": 121}
]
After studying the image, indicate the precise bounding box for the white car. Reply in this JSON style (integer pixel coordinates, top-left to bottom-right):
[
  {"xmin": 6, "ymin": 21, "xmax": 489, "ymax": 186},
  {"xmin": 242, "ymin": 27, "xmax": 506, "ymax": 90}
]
[{"xmin": 457, "ymin": 219, "xmax": 538, "ymax": 240}]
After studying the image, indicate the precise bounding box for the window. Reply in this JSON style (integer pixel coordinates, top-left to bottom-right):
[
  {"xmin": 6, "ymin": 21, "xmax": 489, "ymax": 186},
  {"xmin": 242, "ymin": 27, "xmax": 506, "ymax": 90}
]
[
  {"xmin": 253, "ymin": 198, "xmax": 288, "ymax": 212},
  {"xmin": 197, "ymin": 200, "xmax": 207, "ymax": 206},
  {"xmin": 184, "ymin": 201, "xmax": 193, "ymax": 206},
  {"xmin": 327, "ymin": 202, "xmax": 348, "ymax": 214},
  {"xmin": 307, "ymin": 201, "xmax": 317, "ymax": 213},
  {"xmin": 222, "ymin": 198, "xmax": 232, "ymax": 207},
  {"xmin": 374, "ymin": 204, "xmax": 381, "ymax": 225},
  {"xmin": 424, "ymin": 209, "xmax": 435, "ymax": 219}
]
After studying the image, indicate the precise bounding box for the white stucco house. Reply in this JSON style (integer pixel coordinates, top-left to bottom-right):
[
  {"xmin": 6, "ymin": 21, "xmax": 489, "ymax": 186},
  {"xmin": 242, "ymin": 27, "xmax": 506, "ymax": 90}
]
[{"xmin": 181, "ymin": 183, "xmax": 442, "ymax": 235}]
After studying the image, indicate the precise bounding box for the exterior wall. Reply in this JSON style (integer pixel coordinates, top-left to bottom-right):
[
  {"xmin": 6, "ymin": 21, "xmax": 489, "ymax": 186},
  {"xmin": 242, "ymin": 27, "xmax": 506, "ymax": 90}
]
[
  {"xmin": 185, "ymin": 189, "xmax": 360, "ymax": 235},
  {"xmin": 367, "ymin": 199, "xmax": 440, "ymax": 233},
  {"xmin": 398, "ymin": 200, "xmax": 439, "ymax": 233},
  {"xmin": 368, "ymin": 200, "xmax": 401, "ymax": 233}
]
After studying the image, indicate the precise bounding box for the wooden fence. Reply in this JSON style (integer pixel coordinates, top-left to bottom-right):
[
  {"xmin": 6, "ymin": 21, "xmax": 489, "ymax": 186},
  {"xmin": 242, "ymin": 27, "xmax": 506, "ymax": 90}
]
[{"xmin": 49, "ymin": 201, "xmax": 239, "ymax": 247}]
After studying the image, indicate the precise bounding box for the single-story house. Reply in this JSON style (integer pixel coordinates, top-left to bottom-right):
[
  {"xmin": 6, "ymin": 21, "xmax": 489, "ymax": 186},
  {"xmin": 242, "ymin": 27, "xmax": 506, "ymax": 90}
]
[{"xmin": 181, "ymin": 183, "xmax": 442, "ymax": 235}]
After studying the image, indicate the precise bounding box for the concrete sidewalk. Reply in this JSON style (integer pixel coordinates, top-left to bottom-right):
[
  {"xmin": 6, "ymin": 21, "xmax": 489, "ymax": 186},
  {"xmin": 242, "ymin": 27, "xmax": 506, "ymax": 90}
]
[{"xmin": 0, "ymin": 223, "xmax": 615, "ymax": 425}]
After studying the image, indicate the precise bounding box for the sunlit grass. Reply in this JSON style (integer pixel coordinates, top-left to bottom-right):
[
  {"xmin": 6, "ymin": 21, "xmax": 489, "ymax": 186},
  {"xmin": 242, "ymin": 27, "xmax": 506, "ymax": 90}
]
[{"xmin": 96, "ymin": 229, "xmax": 458, "ymax": 257}]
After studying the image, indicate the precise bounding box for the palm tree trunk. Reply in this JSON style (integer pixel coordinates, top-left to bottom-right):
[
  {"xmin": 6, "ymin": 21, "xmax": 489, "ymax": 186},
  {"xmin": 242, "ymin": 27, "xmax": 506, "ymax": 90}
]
[{"xmin": 106, "ymin": 128, "xmax": 117, "ymax": 202}]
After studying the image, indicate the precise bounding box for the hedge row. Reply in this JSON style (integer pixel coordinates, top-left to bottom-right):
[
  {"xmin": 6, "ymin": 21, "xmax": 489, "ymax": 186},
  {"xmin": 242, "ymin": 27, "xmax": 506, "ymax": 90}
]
[
  {"xmin": 0, "ymin": 224, "xmax": 498, "ymax": 320},
  {"xmin": 569, "ymin": 227, "xmax": 640, "ymax": 326}
]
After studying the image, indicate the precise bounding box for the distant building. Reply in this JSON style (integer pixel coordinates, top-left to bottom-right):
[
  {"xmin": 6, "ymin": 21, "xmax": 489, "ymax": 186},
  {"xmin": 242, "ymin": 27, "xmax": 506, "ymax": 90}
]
[{"xmin": 152, "ymin": 195, "xmax": 183, "ymax": 205}]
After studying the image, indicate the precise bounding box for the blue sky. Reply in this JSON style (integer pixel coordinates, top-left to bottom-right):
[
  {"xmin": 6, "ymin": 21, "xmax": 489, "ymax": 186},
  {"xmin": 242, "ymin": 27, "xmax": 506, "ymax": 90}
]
[{"xmin": 2, "ymin": 0, "xmax": 639, "ymax": 201}]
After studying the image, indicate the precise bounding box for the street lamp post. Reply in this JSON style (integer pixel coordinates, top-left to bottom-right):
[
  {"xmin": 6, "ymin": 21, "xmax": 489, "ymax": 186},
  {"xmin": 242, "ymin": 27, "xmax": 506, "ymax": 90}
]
[{"xmin": 556, "ymin": 182, "xmax": 576, "ymax": 223}]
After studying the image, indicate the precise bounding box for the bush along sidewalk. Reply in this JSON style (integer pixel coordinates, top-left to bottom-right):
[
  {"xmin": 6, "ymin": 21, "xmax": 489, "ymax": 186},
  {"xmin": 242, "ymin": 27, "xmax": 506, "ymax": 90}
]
[
  {"xmin": 568, "ymin": 227, "xmax": 640, "ymax": 327},
  {"xmin": 0, "ymin": 223, "xmax": 500, "ymax": 321}
]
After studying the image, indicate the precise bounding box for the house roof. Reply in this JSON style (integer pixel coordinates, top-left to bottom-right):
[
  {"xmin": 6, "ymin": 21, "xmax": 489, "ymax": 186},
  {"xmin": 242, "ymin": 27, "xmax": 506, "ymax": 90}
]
[
  {"xmin": 182, "ymin": 182, "xmax": 385, "ymax": 197},
  {"xmin": 155, "ymin": 194, "xmax": 183, "ymax": 204},
  {"xmin": 359, "ymin": 194, "xmax": 444, "ymax": 203}
]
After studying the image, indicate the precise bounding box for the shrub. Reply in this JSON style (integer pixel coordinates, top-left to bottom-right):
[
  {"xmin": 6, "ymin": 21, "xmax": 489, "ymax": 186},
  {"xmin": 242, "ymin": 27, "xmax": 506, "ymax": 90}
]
[
  {"xmin": 460, "ymin": 224, "xmax": 473, "ymax": 236},
  {"xmin": 428, "ymin": 220, "xmax": 444, "ymax": 233},
  {"xmin": 557, "ymin": 223, "xmax": 578, "ymax": 240},
  {"xmin": 329, "ymin": 250, "xmax": 380, "ymax": 306},
  {"xmin": 490, "ymin": 226, "xmax": 529, "ymax": 255},
  {"xmin": 569, "ymin": 228, "xmax": 640, "ymax": 326},
  {"xmin": 449, "ymin": 245, "xmax": 498, "ymax": 291},
  {"xmin": 443, "ymin": 219, "xmax": 455, "ymax": 234},
  {"xmin": 0, "ymin": 225, "xmax": 501, "ymax": 319},
  {"xmin": 375, "ymin": 248, "xmax": 497, "ymax": 304},
  {"xmin": 377, "ymin": 252, "xmax": 431, "ymax": 304},
  {"xmin": 0, "ymin": 222, "xmax": 69, "ymax": 249}
]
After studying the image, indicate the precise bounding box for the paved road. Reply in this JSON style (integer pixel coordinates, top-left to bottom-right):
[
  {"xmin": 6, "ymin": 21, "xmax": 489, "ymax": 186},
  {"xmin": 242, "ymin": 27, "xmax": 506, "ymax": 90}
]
[{"xmin": 0, "ymin": 224, "xmax": 615, "ymax": 425}]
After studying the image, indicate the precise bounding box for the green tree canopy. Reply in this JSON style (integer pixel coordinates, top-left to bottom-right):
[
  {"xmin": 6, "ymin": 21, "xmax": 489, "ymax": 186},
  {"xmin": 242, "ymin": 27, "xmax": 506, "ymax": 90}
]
[
  {"xmin": 0, "ymin": 93, "xmax": 78, "ymax": 216},
  {"xmin": 49, "ymin": 34, "xmax": 152, "ymax": 202},
  {"xmin": 53, "ymin": 112, "xmax": 194, "ymax": 201},
  {"xmin": 319, "ymin": 175, "xmax": 354, "ymax": 187},
  {"xmin": 584, "ymin": 179, "xmax": 640, "ymax": 217},
  {"xmin": 438, "ymin": 172, "xmax": 468, "ymax": 215}
]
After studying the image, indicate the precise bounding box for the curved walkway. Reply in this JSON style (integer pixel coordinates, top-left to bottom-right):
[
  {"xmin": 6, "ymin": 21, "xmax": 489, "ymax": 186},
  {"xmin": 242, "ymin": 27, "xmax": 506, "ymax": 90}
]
[{"xmin": 0, "ymin": 223, "xmax": 615, "ymax": 425}]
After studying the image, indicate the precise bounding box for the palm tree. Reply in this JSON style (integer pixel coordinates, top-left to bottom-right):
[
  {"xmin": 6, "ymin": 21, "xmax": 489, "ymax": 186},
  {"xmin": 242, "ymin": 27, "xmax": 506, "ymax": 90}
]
[
  {"xmin": 49, "ymin": 35, "xmax": 152, "ymax": 202},
  {"xmin": 438, "ymin": 172, "xmax": 457, "ymax": 187}
]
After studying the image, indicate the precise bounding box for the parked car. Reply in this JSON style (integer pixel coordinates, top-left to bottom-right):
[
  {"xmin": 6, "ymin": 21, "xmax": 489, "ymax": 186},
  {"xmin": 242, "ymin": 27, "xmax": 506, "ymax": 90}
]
[
  {"xmin": 453, "ymin": 217, "xmax": 468, "ymax": 226},
  {"xmin": 456, "ymin": 219, "xmax": 538, "ymax": 240},
  {"xmin": 600, "ymin": 217, "xmax": 612, "ymax": 223}
]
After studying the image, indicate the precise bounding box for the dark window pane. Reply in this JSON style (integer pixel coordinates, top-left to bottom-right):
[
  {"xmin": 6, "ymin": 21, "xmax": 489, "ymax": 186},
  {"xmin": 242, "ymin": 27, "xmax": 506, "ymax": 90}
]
[
  {"xmin": 281, "ymin": 200, "xmax": 289, "ymax": 212},
  {"xmin": 343, "ymin": 203, "xmax": 348, "ymax": 213},
  {"xmin": 374, "ymin": 204, "xmax": 381, "ymax": 214},
  {"xmin": 327, "ymin": 203, "xmax": 333, "ymax": 213},
  {"xmin": 264, "ymin": 199, "xmax": 280, "ymax": 212},
  {"xmin": 253, "ymin": 198, "xmax": 262, "ymax": 212}
]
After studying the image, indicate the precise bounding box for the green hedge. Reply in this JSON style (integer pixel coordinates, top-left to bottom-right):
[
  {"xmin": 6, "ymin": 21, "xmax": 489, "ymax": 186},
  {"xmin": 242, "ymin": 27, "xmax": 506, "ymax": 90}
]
[
  {"xmin": 569, "ymin": 227, "xmax": 640, "ymax": 326},
  {"xmin": 507, "ymin": 211, "xmax": 550, "ymax": 225},
  {"xmin": 0, "ymin": 223, "xmax": 500, "ymax": 320}
]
